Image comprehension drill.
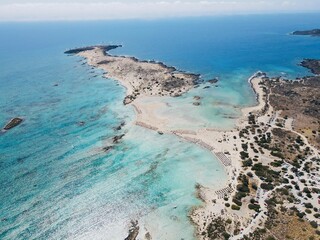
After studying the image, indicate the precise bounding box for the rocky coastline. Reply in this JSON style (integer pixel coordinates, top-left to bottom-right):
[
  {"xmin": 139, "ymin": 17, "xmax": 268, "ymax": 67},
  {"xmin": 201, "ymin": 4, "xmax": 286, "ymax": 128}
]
[
  {"xmin": 65, "ymin": 45, "xmax": 200, "ymax": 105},
  {"xmin": 292, "ymin": 29, "xmax": 320, "ymax": 37},
  {"xmin": 300, "ymin": 59, "xmax": 320, "ymax": 75},
  {"xmin": 190, "ymin": 60, "xmax": 320, "ymax": 240},
  {"xmin": 64, "ymin": 45, "xmax": 121, "ymax": 55}
]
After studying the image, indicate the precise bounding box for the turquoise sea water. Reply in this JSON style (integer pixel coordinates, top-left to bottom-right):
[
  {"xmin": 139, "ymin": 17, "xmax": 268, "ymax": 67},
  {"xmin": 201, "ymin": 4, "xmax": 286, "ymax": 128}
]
[{"xmin": 1, "ymin": 14, "xmax": 320, "ymax": 239}]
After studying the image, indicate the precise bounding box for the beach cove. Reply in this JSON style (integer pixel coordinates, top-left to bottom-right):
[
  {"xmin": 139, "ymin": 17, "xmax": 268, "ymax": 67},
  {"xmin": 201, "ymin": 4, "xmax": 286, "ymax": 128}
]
[
  {"xmin": 67, "ymin": 45, "xmax": 273, "ymax": 239},
  {"xmin": 1, "ymin": 14, "xmax": 320, "ymax": 239}
]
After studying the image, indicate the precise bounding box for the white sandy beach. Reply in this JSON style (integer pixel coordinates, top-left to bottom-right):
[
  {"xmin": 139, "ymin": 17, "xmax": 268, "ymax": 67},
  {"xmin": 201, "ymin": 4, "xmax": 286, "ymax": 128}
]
[{"xmin": 76, "ymin": 46, "xmax": 270, "ymax": 239}]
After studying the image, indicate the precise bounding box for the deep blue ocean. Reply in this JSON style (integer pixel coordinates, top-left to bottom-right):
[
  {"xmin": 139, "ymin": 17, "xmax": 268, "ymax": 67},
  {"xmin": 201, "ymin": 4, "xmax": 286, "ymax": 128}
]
[{"xmin": 1, "ymin": 13, "xmax": 320, "ymax": 239}]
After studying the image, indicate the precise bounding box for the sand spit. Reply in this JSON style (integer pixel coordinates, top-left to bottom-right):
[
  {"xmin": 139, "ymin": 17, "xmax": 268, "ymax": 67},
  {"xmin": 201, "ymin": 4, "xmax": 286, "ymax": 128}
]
[
  {"xmin": 130, "ymin": 72, "xmax": 269, "ymax": 240},
  {"xmin": 68, "ymin": 45, "xmax": 266, "ymax": 239}
]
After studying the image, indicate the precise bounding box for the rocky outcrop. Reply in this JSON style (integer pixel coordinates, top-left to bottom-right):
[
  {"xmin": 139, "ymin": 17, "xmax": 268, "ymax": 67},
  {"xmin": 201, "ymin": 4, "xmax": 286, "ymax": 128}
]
[
  {"xmin": 102, "ymin": 146, "xmax": 113, "ymax": 152},
  {"xmin": 112, "ymin": 134, "xmax": 125, "ymax": 144},
  {"xmin": 64, "ymin": 45, "xmax": 121, "ymax": 54},
  {"xmin": 208, "ymin": 78, "xmax": 218, "ymax": 84},
  {"xmin": 124, "ymin": 220, "xmax": 139, "ymax": 240},
  {"xmin": 114, "ymin": 121, "xmax": 125, "ymax": 131},
  {"xmin": 77, "ymin": 121, "xmax": 85, "ymax": 126},
  {"xmin": 3, "ymin": 117, "xmax": 23, "ymax": 130},
  {"xmin": 300, "ymin": 59, "xmax": 320, "ymax": 75},
  {"xmin": 123, "ymin": 95, "xmax": 136, "ymax": 105},
  {"xmin": 292, "ymin": 29, "xmax": 320, "ymax": 37},
  {"xmin": 193, "ymin": 96, "xmax": 201, "ymax": 100}
]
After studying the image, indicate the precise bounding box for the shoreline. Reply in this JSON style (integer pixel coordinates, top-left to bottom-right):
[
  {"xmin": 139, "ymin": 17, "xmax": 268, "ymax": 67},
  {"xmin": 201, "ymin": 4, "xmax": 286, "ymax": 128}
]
[
  {"xmin": 188, "ymin": 72, "xmax": 268, "ymax": 239},
  {"xmin": 238, "ymin": 71, "xmax": 267, "ymax": 126},
  {"xmin": 67, "ymin": 45, "xmax": 319, "ymax": 239},
  {"xmin": 68, "ymin": 45, "xmax": 267, "ymax": 239},
  {"xmin": 131, "ymin": 72, "xmax": 270, "ymax": 240}
]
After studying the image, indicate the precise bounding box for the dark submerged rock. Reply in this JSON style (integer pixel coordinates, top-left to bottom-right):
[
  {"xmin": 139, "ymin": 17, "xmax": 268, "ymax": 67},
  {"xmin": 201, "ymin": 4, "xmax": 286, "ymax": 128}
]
[
  {"xmin": 77, "ymin": 121, "xmax": 85, "ymax": 126},
  {"xmin": 193, "ymin": 96, "xmax": 201, "ymax": 100},
  {"xmin": 208, "ymin": 78, "xmax": 219, "ymax": 84},
  {"xmin": 102, "ymin": 146, "xmax": 113, "ymax": 152},
  {"xmin": 114, "ymin": 121, "xmax": 126, "ymax": 131},
  {"xmin": 112, "ymin": 134, "xmax": 125, "ymax": 143}
]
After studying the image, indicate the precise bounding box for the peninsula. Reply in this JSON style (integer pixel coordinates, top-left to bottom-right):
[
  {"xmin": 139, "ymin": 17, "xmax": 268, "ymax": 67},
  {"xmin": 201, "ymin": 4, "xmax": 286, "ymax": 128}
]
[
  {"xmin": 66, "ymin": 45, "xmax": 320, "ymax": 240},
  {"xmin": 65, "ymin": 45, "xmax": 199, "ymax": 104}
]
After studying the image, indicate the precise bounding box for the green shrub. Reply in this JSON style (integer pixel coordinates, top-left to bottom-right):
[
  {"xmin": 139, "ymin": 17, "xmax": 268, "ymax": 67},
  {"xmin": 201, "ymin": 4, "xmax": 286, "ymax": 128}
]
[
  {"xmin": 223, "ymin": 232, "xmax": 230, "ymax": 240},
  {"xmin": 296, "ymin": 211, "xmax": 305, "ymax": 218},
  {"xmin": 310, "ymin": 221, "xmax": 318, "ymax": 228},
  {"xmin": 240, "ymin": 151, "xmax": 249, "ymax": 159},
  {"xmin": 305, "ymin": 203, "xmax": 313, "ymax": 208},
  {"xmin": 232, "ymin": 198, "xmax": 242, "ymax": 206},
  {"xmin": 261, "ymin": 183, "xmax": 274, "ymax": 190},
  {"xmin": 271, "ymin": 160, "xmax": 283, "ymax": 167},
  {"xmin": 266, "ymin": 236, "xmax": 276, "ymax": 240},
  {"xmin": 234, "ymin": 191, "xmax": 247, "ymax": 200},
  {"xmin": 248, "ymin": 203, "xmax": 261, "ymax": 212},
  {"xmin": 252, "ymin": 183, "xmax": 258, "ymax": 190},
  {"xmin": 242, "ymin": 143, "xmax": 248, "ymax": 151},
  {"xmin": 270, "ymin": 150, "xmax": 284, "ymax": 159},
  {"xmin": 237, "ymin": 184, "xmax": 250, "ymax": 193},
  {"xmin": 243, "ymin": 159, "xmax": 253, "ymax": 167},
  {"xmin": 231, "ymin": 205, "xmax": 240, "ymax": 211}
]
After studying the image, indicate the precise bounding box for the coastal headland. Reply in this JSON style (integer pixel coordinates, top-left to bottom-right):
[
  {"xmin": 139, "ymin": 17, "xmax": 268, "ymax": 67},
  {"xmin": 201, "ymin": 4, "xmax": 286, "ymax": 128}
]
[
  {"xmin": 66, "ymin": 45, "xmax": 320, "ymax": 240},
  {"xmin": 65, "ymin": 45, "xmax": 199, "ymax": 105}
]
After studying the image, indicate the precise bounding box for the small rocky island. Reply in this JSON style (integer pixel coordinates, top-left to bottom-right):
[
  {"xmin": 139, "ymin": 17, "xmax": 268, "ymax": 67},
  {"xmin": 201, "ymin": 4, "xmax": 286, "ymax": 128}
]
[
  {"xmin": 2, "ymin": 117, "xmax": 23, "ymax": 131},
  {"xmin": 292, "ymin": 29, "xmax": 320, "ymax": 37},
  {"xmin": 65, "ymin": 45, "xmax": 199, "ymax": 104}
]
